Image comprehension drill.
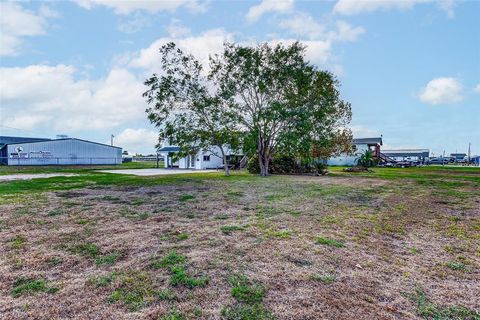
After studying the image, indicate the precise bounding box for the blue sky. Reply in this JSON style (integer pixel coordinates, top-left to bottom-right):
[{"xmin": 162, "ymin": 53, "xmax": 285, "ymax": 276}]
[{"xmin": 0, "ymin": 0, "xmax": 479, "ymax": 156}]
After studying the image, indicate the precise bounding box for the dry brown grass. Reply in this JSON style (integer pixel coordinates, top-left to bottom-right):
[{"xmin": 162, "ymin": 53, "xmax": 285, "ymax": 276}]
[{"xmin": 0, "ymin": 173, "xmax": 479, "ymax": 319}]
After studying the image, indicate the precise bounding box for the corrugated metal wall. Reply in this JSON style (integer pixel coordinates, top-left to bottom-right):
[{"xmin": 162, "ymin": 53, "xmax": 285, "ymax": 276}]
[{"xmin": 6, "ymin": 139, "xmax": 122, "ymax": 165}]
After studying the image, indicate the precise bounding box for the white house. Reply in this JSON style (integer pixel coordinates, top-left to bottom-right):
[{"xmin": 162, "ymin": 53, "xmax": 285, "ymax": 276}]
[
  {"xmin": 157, "ymin": 144, "xmax": 242, "ymax": 170},
  {"xmin": 327, "ymin": 137, "xmax": 383, "ymax": 166}
]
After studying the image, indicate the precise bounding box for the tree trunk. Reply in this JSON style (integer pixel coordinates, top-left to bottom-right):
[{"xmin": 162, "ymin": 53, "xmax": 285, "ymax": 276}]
[
  {"xmin": 257, "ymin": 147, "xmax": 269, "ymax": 176},
  {"xmin": 220, "ymin": 146, "xmax": 230, "ymax": 176}
]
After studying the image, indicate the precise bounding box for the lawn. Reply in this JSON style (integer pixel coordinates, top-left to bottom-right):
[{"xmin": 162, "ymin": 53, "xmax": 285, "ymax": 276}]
[{"xmin": 0, "ymin": 166, "xmax": 479, "ymax": 319}]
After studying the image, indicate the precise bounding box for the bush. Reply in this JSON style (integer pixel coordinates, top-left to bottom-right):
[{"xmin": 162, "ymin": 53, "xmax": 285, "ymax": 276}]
[
  {"xmin": 270, "ymin": 156, "xmax": 296, "ymax": 174},
  {"xmin": 247, "ymin": 154, "xmax": 328, "ymax": 175},
  {"xmin": 247, "ymin": 156, "xmax": 260, "ymax": 174}
]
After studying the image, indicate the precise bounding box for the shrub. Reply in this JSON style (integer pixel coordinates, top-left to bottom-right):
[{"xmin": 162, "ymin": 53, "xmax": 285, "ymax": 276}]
[
  {"xmin": 247, "ymin": 156, "xmax": 261, "ymax": 174},
  {"xmin": 270, "ymin": 156, "xmax": 296, "ymax": 174}
]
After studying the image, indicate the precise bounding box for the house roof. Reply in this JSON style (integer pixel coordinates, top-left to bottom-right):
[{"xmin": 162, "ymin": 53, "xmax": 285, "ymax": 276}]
[
  {"xmin": 2, "ymin": 138, "xmax": 121, "ymax": 149},
  {"xmin": 158, "ymin": 146, "xmax": 181, "ymax": 152},
  {"xmin": 382, "ymin": 149, "xmax": 430, "ymax": 157},
  {"xmin": 352, "ymin": 137, "xmax": 383, "ymax": 146}
]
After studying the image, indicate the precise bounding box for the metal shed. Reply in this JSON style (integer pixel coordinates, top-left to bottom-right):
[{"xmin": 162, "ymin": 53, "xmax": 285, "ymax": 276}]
[{"xmin": 0, "ymin": 138, "xmax": 122, "ymax": 166}]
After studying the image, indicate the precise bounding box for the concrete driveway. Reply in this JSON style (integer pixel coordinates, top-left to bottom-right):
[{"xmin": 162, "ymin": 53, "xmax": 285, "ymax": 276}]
[{"xmin": 98, "ymin": 168, "xmax": 218, "ymax": 176}]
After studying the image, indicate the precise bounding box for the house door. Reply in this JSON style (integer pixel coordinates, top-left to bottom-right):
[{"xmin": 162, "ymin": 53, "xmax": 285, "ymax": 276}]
[{"xmin": 187, "ymin": 154, "xmax": 195, "ymax": 168}]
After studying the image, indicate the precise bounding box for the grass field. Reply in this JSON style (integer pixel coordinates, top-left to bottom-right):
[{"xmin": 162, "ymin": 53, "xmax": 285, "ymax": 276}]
[{"xmin": 0, "ymin": 166, "xmax": 479, "ymax": 319}]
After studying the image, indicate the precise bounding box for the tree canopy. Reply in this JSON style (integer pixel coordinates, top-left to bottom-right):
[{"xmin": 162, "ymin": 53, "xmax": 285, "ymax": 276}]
[
  {"xmin": 210, "ymin": 42, "xmax": 352, "ymax": 175},
  {"xmin": 143, "ymin": 41, "xmax": 352, "ymax": 176}
]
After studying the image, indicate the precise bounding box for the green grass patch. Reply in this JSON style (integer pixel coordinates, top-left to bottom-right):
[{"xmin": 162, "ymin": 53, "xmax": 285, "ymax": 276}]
[
  {"xmin": 108, "ymin": 271, "xmax": 156, "ymax": 311},
  {"xmin": 150, "ymin": 251, "xmax": 187, "ymax": 269},
  {"xmin": 407, "ymin": 286, "xmax": 479, "ymax": 319},
  {"xmin": 169, "ymin": 266, "xmax": 209, "ymax": 288},
  {"xmin": 119, "ymin": 207, "xmax": 149, "ymax": 220},
  {"xmin": 157, "ymin": 288, "xmax": 177, "ymax": 301},
  {"xmin": 69, "ymin": 243, "xmax": 100, "ymax": 258},
  {"xmin": 446, "ymin": 261, "xmax": 466, "ymax": 271},
  {"xmin": 316, "ymin": 236, "xmax": 345, "ymax": 248},
  {"xmin": 221, "ymin": 304, "xmax": 275, "ymax": 320},
  {"xmin": 159, "ymin": 309, "xmax": 187, "ymax": 320},
  {"xmin": 177, "ymin": 233, "xmax": 189, "ymax": 240},
  {"xmin": 11, "ymin": 277, "xmax": 58, "ymax": 298},
  {"xmin": 10, "ymin": 235, "xmax": 27, "ymax": 249},
  {"xmin": 179, "ymin": 194, "xmax": 195, "ymax": 202},
  {"xmin": 88, "ymin": 273, "xmax": 116, "ymax": 287},
  {"xmin": 310, "ymin": 274, "xmax": 336, "ymax": 284},
  {"xmin": 265, "ymin": 229, "xmax": 291, "ymax": 239},
  {"xmin": 95, "ymin": 252, "xmax": 121, "ymax": 266},
  {"xmin": 228, "ymin": 274, "xmax": 266, "ymax": 304},
  {"xmin": 222, "ymin": 273, "xmax": 275, "ymax": 320},
  {"xmin": 220, "ymin": 225, "xmax": 245, "ymax": 234},
  {"xmin": 47, "ymin": 257, "xmax": 63, "ymax": 267},
  {"xmin": 47, "ymin": 209, "xmax": 65, "ymax": 216}
]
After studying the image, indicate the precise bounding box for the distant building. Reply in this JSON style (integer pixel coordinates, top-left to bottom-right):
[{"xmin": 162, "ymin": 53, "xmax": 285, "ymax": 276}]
[
  {"xmin": 0, "ymin": 136, "xmax": 122, "ymax": 165},
  {"xmin": 327, "ymin": 137, "xmax": 383, "ymax": 166},
  {"xmin": 450, "ymin": 153, "xmax": 467, "ymax": 162},
  {"xmin": 381, "ymin": 149, "xmax": 430, "ymax": 163},
  {"xmin": 157, "ymin": 144, "xmax": 242, "ymax": 170},
  {"xmin": 470, "ymin": 155, "xmax": 480, "ymax": 165}
]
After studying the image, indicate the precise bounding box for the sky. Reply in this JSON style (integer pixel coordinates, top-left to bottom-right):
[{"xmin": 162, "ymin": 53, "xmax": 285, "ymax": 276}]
[{"xmin": 0, "ymin": 0, "xmax": 479, "ymax": 156}]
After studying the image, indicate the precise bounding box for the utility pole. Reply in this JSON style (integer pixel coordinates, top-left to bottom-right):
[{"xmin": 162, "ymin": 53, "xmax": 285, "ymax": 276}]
[
  {"xmin": 468, "ymin": 142, "xmax": 471, "ymax": 164},
  {"xmin": 442, "ymin": 150, "xmax": 445, "ymax": 166},
  {"xmin": 111, "ymin": 134, "xmax": 115, "ymax": 146}
]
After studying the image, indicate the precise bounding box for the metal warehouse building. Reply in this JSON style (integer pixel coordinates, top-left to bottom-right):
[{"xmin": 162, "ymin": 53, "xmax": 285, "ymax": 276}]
[{"xmin": 0, "ymin": 136, "xmax": 122, "ymax": 166}]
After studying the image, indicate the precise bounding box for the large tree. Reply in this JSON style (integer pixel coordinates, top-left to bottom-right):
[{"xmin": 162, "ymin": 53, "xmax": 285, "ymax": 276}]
[
  {"xmin": 210, "ymin": 42, "xmax": 352, "ymax": 176},
  {"xmin": 143, "ymin": 43, "xmax": 239, "ymax": 176}
]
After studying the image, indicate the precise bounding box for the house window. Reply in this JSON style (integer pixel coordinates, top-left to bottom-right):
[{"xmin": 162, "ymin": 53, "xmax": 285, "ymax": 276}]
[{"xmin": 203, "ymin": 155, "xmax": 210, "ymax": 161}]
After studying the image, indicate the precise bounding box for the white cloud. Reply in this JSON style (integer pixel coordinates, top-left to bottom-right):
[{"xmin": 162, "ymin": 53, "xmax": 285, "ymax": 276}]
[
  {"xmin": 246, "ymin": 0, "xmax": 294, "ymax": 23},
  {"xmin": 419, "ymin": 77, "xmax": 464, "ymax": 105},
  {"xmin": 278, "ymin": 12, "xmax": 325, "ymax": 40},
  {"xmin": 328, "ymin": 21, "xmax": 365, "ymax": 42},
  {"xmin": 129, "ymin": 27, "xmax": 341, "ymax": 76},
  {"xmin": 350, "ymin": 125, "xmax": 379, "ymax": 138},
  {"xmin": 117, "ymin": 13, "xmax": 151, "ymax": 34},
  {"xmin": 129, "ymin": 28, "xmax": 234, "ymax": 74},
  {"xmin": 279, "ymin": 12, "xmax": 364, "ymax": 42},
  {"xmin": 114, "ymin": 128, "xmax": 158, "ymax": 154},
  {"xmin": 74, "ymin": 0, "xmax": 207, "ymax": 15},
  {"xmin": 277, "ymin": 13, "xmax": 363, "ymax": 69},
  {"xmin": 333, "ymin": 0, "xmax": 458, "ymax": 18},
  {"xmin": 166, "ymin": 19, "xmax": 191, "ymax": 38},
  {"xmin": 474, "ymin": 84, "xmax": 480, "ymax": 93},
  {"xmin": 0, "ymin": 65, "xmax": 146, "ymax": 131},
  {"xmin": 0, "ymin": 2, "xmax": 57, "ymax": 56}
]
